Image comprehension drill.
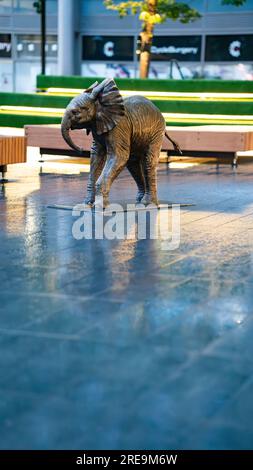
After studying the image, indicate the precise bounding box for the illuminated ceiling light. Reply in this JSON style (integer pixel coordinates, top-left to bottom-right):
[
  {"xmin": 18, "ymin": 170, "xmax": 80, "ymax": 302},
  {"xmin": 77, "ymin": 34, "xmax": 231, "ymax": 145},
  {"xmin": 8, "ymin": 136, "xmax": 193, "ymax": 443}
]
[{"xmin": 28, "ymin": 43, "xmax": 35, "ymax": 52}]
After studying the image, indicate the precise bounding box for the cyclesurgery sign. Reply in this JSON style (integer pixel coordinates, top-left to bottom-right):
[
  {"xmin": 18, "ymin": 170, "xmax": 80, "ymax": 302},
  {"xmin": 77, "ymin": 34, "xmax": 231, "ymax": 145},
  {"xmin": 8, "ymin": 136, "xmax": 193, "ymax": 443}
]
[{"xmin": 0, "ymin": 34, "xmax": 11, "ymax": 58}]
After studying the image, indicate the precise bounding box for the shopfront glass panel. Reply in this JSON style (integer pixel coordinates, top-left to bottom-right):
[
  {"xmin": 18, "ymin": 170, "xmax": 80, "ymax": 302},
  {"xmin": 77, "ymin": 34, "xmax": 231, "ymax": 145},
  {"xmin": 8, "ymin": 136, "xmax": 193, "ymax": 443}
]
[
  {"xmin": 13, "ymin": 0, "xmax": 36, "ymax": 13},
  {"xmin": 81, "ymin": 62, "xmax": 202, "ymax": 80},
  {"xmin": 16, "ymin": 34, "xmax": 57, "ymax": 59},
  {"xmin": 15, "ymin": 60, "xmax": 57, "ymax": 92},
  {"xmin": 46, "ymin": 0, "xmax": 57, "ymax": 15},
  {"xmin": 185, "ymin": 0, "xmax": 205, "ymax": 13},
  {"xmin": 203, "ymin": 63, "xmax": 253, "ymax": 80},
  {"xmin": 207, "ymin": 0, "xmax": 253, "ymax": 12},
  {"xmin": 13, "ymin": 0, "xmax": 57, "ymax": 14},
  {"xmin": 81, "ymin": 0, "xmax": 116, "ymax": 15},
  {"xmin": 82, "ymin": 62, "xmax": 137, "ymax": 79},
  {"xmin": 0, "ymin": 0, "xmax": 12, "ymax": 14},
  {"xmin": 144, "ymin": 62, "xmax": 202, "ymax": 79},
  {"xmin": 0, "ymin": 59, "xmax": 13, "ymax": 91}
]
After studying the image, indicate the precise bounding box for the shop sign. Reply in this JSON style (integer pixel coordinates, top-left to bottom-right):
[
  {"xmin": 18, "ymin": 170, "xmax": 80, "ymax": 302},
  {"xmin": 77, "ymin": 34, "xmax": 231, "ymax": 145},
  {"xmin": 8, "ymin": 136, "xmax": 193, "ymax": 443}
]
[
  {"xmin": 0, "ymin": 34, "xmax": 11, "ymax": 58},
  {"xmin": 151, "ymin": 36, "xmax": 202, "ymax": 61},
  {"xmin": 82, "ymin": 36, "xmax": 134, "ymax": 61},
  {"xmin": 205, "ymin": 35, "xmax": 253, "ymax": 61}
]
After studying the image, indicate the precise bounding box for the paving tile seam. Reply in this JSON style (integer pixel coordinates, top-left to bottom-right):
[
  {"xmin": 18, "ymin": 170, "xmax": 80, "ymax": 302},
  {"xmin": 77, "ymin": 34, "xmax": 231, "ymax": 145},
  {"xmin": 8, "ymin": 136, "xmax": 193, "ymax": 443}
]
[{"xmin": 0, "ymin": 327, "xmax": 82, "ymax": 341}]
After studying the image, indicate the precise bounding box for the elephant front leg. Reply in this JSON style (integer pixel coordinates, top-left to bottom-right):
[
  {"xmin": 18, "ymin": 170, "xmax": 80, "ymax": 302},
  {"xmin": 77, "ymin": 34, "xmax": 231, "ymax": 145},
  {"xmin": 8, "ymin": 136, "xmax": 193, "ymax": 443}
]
[
  {"xmin": 95, "ymin": 153, "xmax": 128, "ymax": 207},
  {"xmin": 85, "ymin": 143, "xmax": 106, "ymax": 206}
]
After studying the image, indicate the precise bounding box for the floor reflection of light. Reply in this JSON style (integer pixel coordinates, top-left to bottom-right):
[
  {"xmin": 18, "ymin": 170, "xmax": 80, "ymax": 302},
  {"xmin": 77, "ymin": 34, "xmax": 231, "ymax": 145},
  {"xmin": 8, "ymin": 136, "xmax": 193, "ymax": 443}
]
[
  {"xmin": 2, "ymin": 148, "xmax": 91, "ymax": 237},
  {"xmin": 26, "ymin": 146, "xmax": 91, "ymax": 174},
  {"xmin": 166, "ymin": 162, "xmax": 200, "ymax": 169},
  {"xmin": 4, "ymin": 165, "xmax": 40, "ymax": 236},
  {"xmin": 40, "ymin": 160, "xmax": 90, "ymax": 174}
]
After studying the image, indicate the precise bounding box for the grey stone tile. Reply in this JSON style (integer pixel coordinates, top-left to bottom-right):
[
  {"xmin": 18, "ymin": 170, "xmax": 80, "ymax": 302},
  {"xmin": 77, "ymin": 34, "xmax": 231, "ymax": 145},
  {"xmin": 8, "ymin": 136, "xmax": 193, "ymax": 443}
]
[{"xmin": 1, "ymin": 161, "xmax": 253, "ymax": 449}]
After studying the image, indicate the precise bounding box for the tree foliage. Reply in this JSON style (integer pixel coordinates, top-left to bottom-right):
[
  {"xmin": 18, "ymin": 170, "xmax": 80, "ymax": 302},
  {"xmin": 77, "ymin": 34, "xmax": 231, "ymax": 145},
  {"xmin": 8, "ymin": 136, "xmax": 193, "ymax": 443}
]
[
  {"xmin": 104, "ymin": 0, "xmax": 247, "ymax": 26},
  {"xmin": 104, "ymin": 0, "xmax": 248, "ymax": 77}
]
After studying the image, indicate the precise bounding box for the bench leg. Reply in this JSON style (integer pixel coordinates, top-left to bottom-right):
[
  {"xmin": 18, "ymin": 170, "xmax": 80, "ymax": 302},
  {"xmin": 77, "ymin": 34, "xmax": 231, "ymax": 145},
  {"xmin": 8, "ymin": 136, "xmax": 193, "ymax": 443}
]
[
  {"xmin": 39, "ymin": 148, "xmax": 44, "ymax": 163},
  {"xmin": 232, "ymin": 153, "xmax": 239, "ymax": 168},
  {"xmin": 0, "ymin": 165, "xmax": 7, "ymax": 182},
  {"xmin": 166, "ymin": 151, "xmax": 171, "ymax": 167}
]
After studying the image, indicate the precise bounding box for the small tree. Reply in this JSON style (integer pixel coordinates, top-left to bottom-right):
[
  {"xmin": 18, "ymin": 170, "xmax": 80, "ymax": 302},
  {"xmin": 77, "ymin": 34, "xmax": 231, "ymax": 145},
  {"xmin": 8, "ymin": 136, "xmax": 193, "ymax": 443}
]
[{"xmin": 104, "ymin": 0, "xmax": 247, "ymax": 78}]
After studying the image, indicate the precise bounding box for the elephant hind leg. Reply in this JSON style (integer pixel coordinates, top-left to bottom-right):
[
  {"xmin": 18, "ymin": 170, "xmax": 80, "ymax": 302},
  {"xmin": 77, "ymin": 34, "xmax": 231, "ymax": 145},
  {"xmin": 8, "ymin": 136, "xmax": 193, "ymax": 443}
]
[
  {"xmin": 127, "ymin": 159, "xmax": 145, "ymax": 203},
  {"xmin": 141, "ymin": 143, "xmax": 162, "ymax": 206}
]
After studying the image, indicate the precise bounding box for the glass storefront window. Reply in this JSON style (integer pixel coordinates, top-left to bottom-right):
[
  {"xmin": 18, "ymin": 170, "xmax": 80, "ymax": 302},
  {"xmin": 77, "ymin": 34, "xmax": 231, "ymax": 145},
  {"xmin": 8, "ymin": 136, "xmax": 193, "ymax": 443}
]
[
  {"xmin": 13, "ymin": 0, "xmax": 36, "ymax": 13},
  {"xmin": 185, "ymin": 0, "xmax": 205, "ymax": 13},
  {"xmin": 46, "ymin": 0, "xmax": 58, "ymax": 15},
  {"xmin": 143, "ymin": 63, "xmax": 202, "ymax": 79},
  {"xmin": 15, "ymin": 60, "xmax": 57, "ymax": 92},
  {"xmin": 81, "ymin": 62, "xmax": 203, "ymax": 80},
  {"xmin": 0, "ymin": 0, "xmax": 12, "ymax": 14},
  {"xmin": 0, "ymin": 59, "xmax": 13, "ymax": 91},
  {"xmin": 203, "ymin": 63, "xmax": 253, "ymax": 80},
  {"xmin": 81, "ymin": 0, "xmax": 116, "ymax": 15},
  {"xmin": 12, "ymin": 0, "xmax": 57, "ymax": 14},
  {"xmin": 16, "ymin": 34, "xmax": 58, "ymax": 58},
  {"xmin": 207, "ymin": 0, "xmax": 253, "ymax": 12},
  {"xmin": 82, "ymin": 62, "xmax": 136, "ymax": 79}
]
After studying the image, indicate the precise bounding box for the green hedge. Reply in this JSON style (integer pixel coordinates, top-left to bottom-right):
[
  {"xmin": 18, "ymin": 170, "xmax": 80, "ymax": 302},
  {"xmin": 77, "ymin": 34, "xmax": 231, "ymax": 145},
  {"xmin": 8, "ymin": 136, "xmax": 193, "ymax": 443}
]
[
  {"xmin": 0, "ymin": 114, "xmax": 62, "ymax": 128},
  {"xmin": 37, "ymin": 75, "xmax": 253, "ymax": 93},
  {"xmin": 1, "ymin": 113, "xmax": 252, "ymax": 128},
  {"xmin": 154, "ymin": 100, "xmax": 253, "ymax": 115},
  {"xmin": 1, "ymin": 92, "xmax": 252, "ymax": 115},
  {"xmin": 0, "ymin": 92, "xmax": 71, "ymax": 108}
]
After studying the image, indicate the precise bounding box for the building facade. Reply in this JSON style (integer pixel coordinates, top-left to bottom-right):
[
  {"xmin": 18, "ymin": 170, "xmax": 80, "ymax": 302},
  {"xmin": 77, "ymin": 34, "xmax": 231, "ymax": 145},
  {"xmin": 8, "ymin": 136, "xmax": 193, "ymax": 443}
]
[{"xmin": 1, "ymin": 0, "xmax": 253, "ymax": 92}]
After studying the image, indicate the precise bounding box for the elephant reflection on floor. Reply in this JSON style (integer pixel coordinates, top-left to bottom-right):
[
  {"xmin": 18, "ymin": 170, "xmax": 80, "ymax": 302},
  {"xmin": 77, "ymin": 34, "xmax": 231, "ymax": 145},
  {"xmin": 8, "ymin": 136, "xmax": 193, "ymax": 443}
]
[{"xmin": 61, "ymin": 78, "xmax": 181, "ymax": 207}]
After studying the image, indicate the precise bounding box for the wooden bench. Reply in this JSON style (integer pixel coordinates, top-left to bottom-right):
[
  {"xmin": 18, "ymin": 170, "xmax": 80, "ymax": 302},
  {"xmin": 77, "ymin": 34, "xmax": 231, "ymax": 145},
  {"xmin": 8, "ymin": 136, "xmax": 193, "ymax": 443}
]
[
  {"xmin": 25, "ymin": 124, "xmax": 253, "ymax": 167},
  {"xmin": 0, "ymin": 135, "xmax": 27, "ymax": 181}
]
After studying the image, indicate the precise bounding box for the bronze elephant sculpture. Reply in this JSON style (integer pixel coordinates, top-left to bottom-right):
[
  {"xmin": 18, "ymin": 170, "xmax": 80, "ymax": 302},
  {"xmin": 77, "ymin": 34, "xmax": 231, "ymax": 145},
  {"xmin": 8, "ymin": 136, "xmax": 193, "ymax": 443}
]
[{"xmin": 61, "ymin": 78, "xmax": 181, "ymax": 207}]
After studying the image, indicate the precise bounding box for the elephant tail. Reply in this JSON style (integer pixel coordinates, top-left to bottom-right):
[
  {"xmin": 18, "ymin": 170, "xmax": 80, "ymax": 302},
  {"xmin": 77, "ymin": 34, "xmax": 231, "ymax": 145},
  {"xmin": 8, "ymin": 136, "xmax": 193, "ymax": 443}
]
[{"xmin": 165, "ymin": 131, "xmax": 182, "ymax": 155}]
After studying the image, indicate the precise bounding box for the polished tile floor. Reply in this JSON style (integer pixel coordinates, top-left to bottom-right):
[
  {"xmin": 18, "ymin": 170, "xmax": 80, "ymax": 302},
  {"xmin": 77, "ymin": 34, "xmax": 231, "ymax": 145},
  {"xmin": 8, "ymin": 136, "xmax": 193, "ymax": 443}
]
[{"xmin": 1, "ymin": 156, "xmax": 253, "ymax": 450}]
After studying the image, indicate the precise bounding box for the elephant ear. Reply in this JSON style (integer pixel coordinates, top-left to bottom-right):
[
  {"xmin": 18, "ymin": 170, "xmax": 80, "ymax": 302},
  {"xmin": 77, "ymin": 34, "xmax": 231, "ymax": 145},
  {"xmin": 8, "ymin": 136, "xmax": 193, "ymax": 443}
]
[
  {"xmin": 83, "ymin": 81, "xmax": 99, "ymax": 94},
  {"xmin": 94, "ymin": 79, "xmax": 125, "ymax": 135}
]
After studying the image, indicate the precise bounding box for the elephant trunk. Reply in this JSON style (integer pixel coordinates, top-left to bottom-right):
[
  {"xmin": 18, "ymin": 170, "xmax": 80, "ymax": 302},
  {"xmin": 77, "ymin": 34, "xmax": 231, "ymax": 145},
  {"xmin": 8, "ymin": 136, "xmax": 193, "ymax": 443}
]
[{"xmin": 61, "ymin": 112, "xmax": 83, "ymax": 153}]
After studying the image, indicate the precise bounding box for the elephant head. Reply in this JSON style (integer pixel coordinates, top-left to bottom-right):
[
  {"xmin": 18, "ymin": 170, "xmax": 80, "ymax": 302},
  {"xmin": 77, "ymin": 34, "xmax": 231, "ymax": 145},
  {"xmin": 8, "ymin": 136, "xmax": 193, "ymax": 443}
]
[{"xmin": 61, "ymin": 78, "xmax": 125, "ymax": 152}]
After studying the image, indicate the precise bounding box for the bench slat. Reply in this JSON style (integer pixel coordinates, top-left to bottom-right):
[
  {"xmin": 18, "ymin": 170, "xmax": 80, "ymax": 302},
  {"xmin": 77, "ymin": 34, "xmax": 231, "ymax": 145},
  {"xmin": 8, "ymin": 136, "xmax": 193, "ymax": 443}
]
[
  {"xmin": 25, "ymin": 124, "xmax": 253, "ymax": 154},
  {"xmin": 0, "ymin": 136, "xmax": 27, "ymax": 166}
]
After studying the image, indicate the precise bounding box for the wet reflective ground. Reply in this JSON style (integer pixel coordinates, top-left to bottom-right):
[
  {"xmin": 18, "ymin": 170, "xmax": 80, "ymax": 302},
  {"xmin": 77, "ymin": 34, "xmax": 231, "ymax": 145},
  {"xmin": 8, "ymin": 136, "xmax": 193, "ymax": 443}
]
[{"xmin": 1, "ymin": 157, "xmax": 253, "ymax": 450}]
